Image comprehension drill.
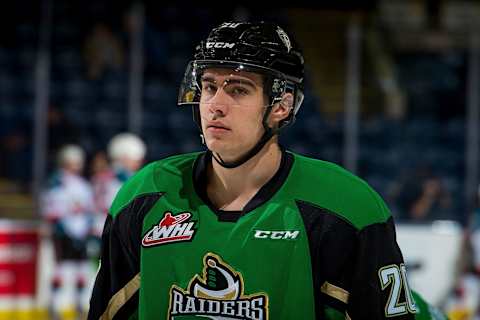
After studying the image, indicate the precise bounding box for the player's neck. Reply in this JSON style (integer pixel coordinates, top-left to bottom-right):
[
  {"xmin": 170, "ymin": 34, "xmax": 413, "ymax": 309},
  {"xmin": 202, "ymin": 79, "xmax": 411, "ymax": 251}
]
[{"xmin": 206, "ymin": 140, "xmax": 282, "ymax": 211}]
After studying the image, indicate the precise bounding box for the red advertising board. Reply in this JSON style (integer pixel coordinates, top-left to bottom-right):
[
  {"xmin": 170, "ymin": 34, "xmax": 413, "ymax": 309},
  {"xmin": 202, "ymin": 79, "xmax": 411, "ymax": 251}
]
[{"xmin": 0, "ymin": 221, "xmax": 39, "ymax": 296}]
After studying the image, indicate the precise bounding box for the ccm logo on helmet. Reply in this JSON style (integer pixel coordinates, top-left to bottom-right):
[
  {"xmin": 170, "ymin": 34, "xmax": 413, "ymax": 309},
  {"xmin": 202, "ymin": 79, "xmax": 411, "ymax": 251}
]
[
  {"xmin": 254, "ymin": 230, "xmax": 299, "ymax": 240},
  {"xmin": 206, "ymin": 42, "xmax": 235, "ymax": 49}
]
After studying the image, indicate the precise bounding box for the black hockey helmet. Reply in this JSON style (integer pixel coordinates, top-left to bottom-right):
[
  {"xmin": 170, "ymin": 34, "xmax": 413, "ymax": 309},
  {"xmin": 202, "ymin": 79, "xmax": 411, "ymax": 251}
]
[
  {"xmin": 178, "ymin": 21, "xmax": 305, "ymax": 168},
  {"xmin": 178, "ymin": 21, "xmax": 305, "ymax": 127}
]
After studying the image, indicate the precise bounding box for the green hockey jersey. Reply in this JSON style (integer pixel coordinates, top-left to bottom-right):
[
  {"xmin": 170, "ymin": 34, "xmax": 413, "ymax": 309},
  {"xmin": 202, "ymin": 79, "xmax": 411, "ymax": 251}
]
[{"xmin": 88, "ymin": 150, "xmax": 419, "ymax": 319}]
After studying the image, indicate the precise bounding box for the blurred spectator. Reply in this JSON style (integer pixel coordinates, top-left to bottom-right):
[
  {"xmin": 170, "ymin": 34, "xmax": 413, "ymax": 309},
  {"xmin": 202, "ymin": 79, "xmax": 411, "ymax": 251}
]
[
  {"xmin": 83, "ymin": 22, "xmax": 125, "ymax": 79},
  {"xmin": 444, "ymin": 193, "xmax": 480, "ymax": 319},
  {"xmin": 123, "ymin": 7, "xmax": 170, "ymax": 77},
  {"xmin": 409, "ymin": 177, "xmax": 451, "ymax": 220},
  {"xmin": 459, "ymin": 185, "xmax": 480, "ymax": 318},
  {"xmin": 90, "ymin": 151, "xmax": 111, "ymax": 215},
  {"xmin": 0, "ymin": 122, "xmax": 32, "ymax": 190},
  {"xmin": 391, "ymin": 165, "xmax": 453, "ymax": 222},
  {"xmin": 457, "ymin": 185, "xmax": 480, "ymax": 294},
  {"xmin": 90, "ymin": 150, "xmax": 116, "ymax": 239},
  {"xmin": 47, "ymin": 105, "xmax": 79, "ymax": 150},
  {"xmin": 47, "ymin": 105, "xmax": 80, "ymax": 171},
  {"xmin": 40, "ymin": 144, "xmax": 95, "ymax": 317},
  {"xmin": 471, "ymin": 186, "xmax": 480, "ymax": 275}
]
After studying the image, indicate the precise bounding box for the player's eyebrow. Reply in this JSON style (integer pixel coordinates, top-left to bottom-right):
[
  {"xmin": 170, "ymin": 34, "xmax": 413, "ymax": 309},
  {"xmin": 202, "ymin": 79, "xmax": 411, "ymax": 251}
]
[
  {"xmin": 200, "ymin": 75, "xmax": 216, "ymax": 84},
  {"xmin": 224, "ymin": 78, "xmax": 257, "ymax": 90},
  {"xmin": 201, "ymin": 74, "xmax": 258, "ymax": 90}
]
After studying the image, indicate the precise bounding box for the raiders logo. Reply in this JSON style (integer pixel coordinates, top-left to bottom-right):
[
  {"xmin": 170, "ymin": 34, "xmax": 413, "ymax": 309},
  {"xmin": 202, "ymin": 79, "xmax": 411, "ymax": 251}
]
[
  {"xmin": 168, "ymin": 253, "xmax": 269, "ymax": 320},
  {"xmin": 142, "ymin": 211, "xmax": 197, "ymax": 247}
]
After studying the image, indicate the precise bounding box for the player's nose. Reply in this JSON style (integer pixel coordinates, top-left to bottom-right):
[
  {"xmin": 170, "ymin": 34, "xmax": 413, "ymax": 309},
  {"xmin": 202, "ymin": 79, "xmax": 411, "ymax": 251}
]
[{"xmin": 207, "ymin": 89, "xmax": 231, "ymax": 115}]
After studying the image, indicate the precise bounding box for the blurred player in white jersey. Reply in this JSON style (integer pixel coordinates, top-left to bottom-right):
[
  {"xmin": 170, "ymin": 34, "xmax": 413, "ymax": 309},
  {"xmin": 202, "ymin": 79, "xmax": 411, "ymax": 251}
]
[
  {"xmin": 41, "ymin": 144, "xmax": 95, "ymax": 318},
  {"xmin": 91, "ymin": 133, "xmax": 146, "ymax": 238}
]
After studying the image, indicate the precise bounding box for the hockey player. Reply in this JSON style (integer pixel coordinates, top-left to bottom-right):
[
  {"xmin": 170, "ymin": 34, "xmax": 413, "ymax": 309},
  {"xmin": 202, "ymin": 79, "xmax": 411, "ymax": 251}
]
[
  {"xmin": 88, "ymin": 21, "xmax": 439, "ymax": 319},
  {"xmin": 91, "ymin": 133, "xmax": 146, "ymax": 237},
  {"xmin": 107, "ymin": 132, "xmax": 146, "ymax": 181},
  {"xmin": 41, "ymin": 144, "xmax": 95, "ymax": 318}
]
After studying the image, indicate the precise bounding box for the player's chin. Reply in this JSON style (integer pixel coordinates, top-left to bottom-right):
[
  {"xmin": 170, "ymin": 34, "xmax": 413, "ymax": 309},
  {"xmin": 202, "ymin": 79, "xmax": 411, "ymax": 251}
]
[
  {"xmin": 206, "ymin": 139, "xmax": 228, "ymax": 153},
  {"xmin": 206, "ymin": 137, "xmax": 238, "ymax": 155}
]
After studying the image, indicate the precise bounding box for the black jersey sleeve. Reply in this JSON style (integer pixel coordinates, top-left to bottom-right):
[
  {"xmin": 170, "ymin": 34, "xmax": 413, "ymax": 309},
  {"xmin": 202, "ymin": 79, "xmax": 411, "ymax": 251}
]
[
  {"xmin": 87, "ymin": 193, "xmax": 163, "ymax": 320},
  {"xmin": 346, "ymin": 217, "xmax": 416, "ymax": 319},
  {"xmin": 297, "ymin": 200, "xmax": 416, "ymax": 320}
]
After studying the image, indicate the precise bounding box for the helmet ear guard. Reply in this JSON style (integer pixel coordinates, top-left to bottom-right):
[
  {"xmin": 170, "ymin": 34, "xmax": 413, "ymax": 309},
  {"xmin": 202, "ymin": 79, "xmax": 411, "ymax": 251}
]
[{"xmin": 279, "ymin": 93, "xmax": 294, "ymax": 110}]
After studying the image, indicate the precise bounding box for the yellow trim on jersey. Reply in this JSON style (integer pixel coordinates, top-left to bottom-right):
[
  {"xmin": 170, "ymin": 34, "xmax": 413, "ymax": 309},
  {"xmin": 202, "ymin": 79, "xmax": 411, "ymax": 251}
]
[
  {"xmin": 320, "ymin": 281, "xmax": 350, "ymax": 304},
  {"xmin": 346, "ymin": 311, "xmax": 352, "ymax": 320},
  {"xmin": 100, "ymin": 273, "xmax": 141, "ymax": 320}
]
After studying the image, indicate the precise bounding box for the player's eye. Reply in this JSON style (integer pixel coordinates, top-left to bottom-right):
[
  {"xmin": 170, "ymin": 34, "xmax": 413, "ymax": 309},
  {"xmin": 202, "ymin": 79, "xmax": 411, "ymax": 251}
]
[
  {"xmin": 225, "ymin": 85, "xmax": 250, "ymax": 97},
  {"xmin": 232, "ymin": 86, "xmax": 249, "ymax": 96},
  {"xmin": 201, "ymin": 82, "xmax": 217, "ymax": 93}
]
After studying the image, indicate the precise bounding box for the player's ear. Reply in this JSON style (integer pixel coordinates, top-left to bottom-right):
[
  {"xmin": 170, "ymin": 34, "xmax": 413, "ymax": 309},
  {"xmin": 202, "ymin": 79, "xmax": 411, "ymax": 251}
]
[{"xmin": 269, "ymin": 93, "xmax": 294, "ymax": 127}]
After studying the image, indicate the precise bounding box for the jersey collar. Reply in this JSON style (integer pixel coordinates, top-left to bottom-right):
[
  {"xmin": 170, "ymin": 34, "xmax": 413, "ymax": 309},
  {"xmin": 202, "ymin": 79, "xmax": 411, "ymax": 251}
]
[{"xmin": 192, "ymin": 148, "xmax": 294, "ymax": 222}]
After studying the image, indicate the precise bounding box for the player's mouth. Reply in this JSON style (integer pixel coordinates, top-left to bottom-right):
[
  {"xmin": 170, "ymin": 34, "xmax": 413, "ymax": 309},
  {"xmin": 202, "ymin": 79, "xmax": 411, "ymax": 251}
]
[{"xmin": 206, "ymin": 122, "xmax": 231, "ymax": 133}]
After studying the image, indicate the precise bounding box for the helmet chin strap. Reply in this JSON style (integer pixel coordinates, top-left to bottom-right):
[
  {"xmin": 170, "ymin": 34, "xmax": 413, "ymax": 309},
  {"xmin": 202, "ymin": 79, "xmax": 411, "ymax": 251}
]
[{"xmin": 198, "ymin": 105, "xmax": 278, "ymax": 169}]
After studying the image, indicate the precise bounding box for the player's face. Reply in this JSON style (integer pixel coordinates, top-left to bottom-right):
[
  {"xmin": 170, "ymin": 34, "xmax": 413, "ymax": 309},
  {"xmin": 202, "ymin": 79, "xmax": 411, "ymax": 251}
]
[
  {"xmin": 63, "ymin": 160, "xmax": 84, "ymax": 175},
  {"xmin": 198, "ymin": 68, "xmax": 267, "ymax": 161},
  {"xmin": 120, "ymin": 157, "xmax": 143, "ymax": 173}
]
